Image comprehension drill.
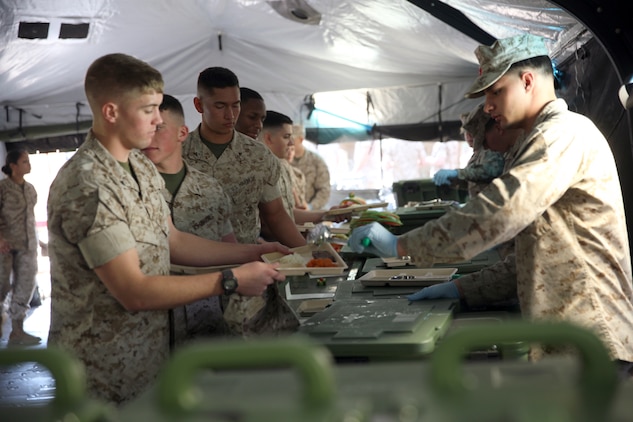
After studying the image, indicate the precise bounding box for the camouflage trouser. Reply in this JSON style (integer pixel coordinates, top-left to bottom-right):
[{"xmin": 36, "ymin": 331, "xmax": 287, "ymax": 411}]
[
  {"xmin": 0, "ymin": 248, "xmax": 38, "ymax": 320},
  {"xmin": 171, "ymin": 296, "xmax": 232, "ymax": 347}
]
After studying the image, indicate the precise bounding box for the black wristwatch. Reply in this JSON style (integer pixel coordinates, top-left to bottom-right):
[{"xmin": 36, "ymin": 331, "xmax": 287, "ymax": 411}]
[{"xmin": 221, "ymin": 269, "xmax": 238, "ymax": 295}]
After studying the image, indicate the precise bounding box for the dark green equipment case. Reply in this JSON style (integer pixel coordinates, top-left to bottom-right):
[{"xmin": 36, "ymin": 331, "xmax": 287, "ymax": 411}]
[
  {"xmin": 298, "ymin": 298, "xmax": 457, "ymax": 360},
  {"xmin": 0, "ymin": 348, "xmax": 117, "ymax": 422},
  {"xmin": 119, "ymin": 321, "xmax": 632, "ymax": 422}
]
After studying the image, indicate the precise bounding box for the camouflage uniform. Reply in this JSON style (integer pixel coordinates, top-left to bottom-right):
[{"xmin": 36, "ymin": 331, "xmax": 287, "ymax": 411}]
[
  {"xmin": 182, "ymin": 126, "xmax": 281, "ymax": 244},
  {"xmin": 278, "ymin": 159, "xmax": 296, "ymax": 221},
  {"xmin": 401, "ymin": 99, "xmax": 633, "ymax": 362},
  {"xmin": 183, "ymin": 127, "xmax": 298, "ymax": 337},
  {"xmin": 459, "ymin": 103, "xmax": 505, "ymax": 198},
  {"xmin": 291, "ymin": 148, "xmax": 331, "ymax": 210},
  {"xmin": 47, "ymin": 132, "xmax": 171, "ymax": 404},
  {"xmin": 0, "ymin": 177, "xmax": 38, "ymax": 319},
  {"xmin": 290, "ymin": 165, "xmax": 307, "ymax": 208},
  {"xmin": 165, "ymin": 161, "xmax": 233, "ymax": 343},
  {"xmin": 457, "ymin": 149, "xmax": 505, "ymax": 198}
]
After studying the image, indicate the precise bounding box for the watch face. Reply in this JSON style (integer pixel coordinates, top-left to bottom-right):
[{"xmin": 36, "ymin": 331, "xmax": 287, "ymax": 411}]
[
  {"xmin": 223, "ymin": 277, "xmax": 238, "ymax": 292},
  {"xmin": 222, "ymin": 269, "xmax": 238, "ymax": 294}
]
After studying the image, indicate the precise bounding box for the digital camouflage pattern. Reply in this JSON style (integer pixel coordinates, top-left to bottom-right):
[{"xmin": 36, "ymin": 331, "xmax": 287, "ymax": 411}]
[
  {"xmin": 290, "ymin": 164, "xmax": 307, "ymax": 208},
  {"xmin": 278, "ymin": 159, "xmax": 296, "ymax": 221},
  {"xmin": 163, "ymin": 161, "xmax": 233, "ymax": 241},
  {"xmin": 47, "ymin": 132, "xmax": 171, "ymax": 404},
  {"xmin": 402, "ymin": 99, "xmax": 633, "ymax": 362},
  {"xmin": 457, "ymin": 148, "xmax": 505, "ymax": 198},
  {"xmin": 183, "ymin": 127, "xmax": 299, "ymax": 336},
  {"xmin": 459, "ymin": 103, "xmax": 505, "ymax": 198},
  {"xmin": 183, "ymin": 127, "xmax": 281, "ymax": 244},
  {"xmin": 0, "ymin": 178, "xmax": 38, "ymax": 319},
  {"xmin": 458, "ymin": 252, "xmax": 518, "ymax": 308},
  {"xmin": 223, "ymin": 283, "xmax": 300, "ymax": 337},
  {"xmin": 291, "ymin": 148, "xmax": 331, "ymax": 210},
  {"xmin": 164, "ymin": 161, "xmax": 233, "ymax": 343}
]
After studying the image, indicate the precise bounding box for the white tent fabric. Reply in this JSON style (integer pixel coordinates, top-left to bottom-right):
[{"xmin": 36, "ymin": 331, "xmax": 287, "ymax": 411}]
[{"xmin": 0, "ymin": 0, "xmax": 586, "ymax": 141}]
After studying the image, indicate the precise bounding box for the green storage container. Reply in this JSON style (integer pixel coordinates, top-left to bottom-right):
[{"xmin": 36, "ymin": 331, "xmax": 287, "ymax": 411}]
[
  {"xmin": 298, "ymin": 298, "xmax": 457, "ymax": 361},
  {"xmin": 119, "ymin": 322, "xmax": 631, "ymax": 422},
  {"xmin": 0, "ymin": 347, "xmax": 116, "ymax": 422},
  {"xmin": 392, "ymin": 179, "xmax": 468, "ymax": 206}
]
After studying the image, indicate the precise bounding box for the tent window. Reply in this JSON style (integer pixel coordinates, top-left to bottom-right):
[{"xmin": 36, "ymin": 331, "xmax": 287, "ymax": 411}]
[
  {"xmin": 59, "ymin": 23, "xmax": 89, "ymax": 39},
  {"xmin": 18, "ymin": 22, "xmax": 49, "ymax": 39}
]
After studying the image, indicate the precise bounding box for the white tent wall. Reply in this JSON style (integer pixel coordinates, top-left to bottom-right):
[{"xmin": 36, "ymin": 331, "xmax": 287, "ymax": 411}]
[{"xmin": 0, "ymin": 0, "xmax": 586, "ymax": 144}]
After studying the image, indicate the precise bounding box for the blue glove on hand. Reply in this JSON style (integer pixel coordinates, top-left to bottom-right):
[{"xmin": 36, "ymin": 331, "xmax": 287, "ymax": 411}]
[
  {"xmin": 407, "ymin": 281, "xmax": 459, "ymax": 301},
  {"xmin": 347, "ymin": 221, "xmax": 398, "ymax": 257},
  {"xmin": 433, "ymin": 169, "xmax": 458, "ymax": 186}
]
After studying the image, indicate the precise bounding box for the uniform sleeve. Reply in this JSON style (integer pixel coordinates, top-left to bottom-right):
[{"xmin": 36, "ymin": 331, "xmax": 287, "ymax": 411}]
[
  {"xmin": 401, "ymin": 127, "xmax": 583, "ymax": 267},
  {"xmin": 457, "ymin": 150, "xmax": 505, "ymax": 182},
  {"xmin": 261, "ymin": 152, "xmax": 282, "ymax": 203},
  {"xmin": 60, "ymin": 178, "xmax": 136, "ymax": 269},
  {"xmin": 458, "ymin": 253, "xmax": 518, "ymax": 308},
  {"xmin": 309, "ymin": 153, "xmax": 331, "ymax": 210}
]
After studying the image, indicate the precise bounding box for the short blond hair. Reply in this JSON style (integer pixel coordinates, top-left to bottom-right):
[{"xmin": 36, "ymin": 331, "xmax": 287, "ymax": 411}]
[
  {"xmin": 85, "ymin": 53, "xmax": 164, "ymax": 112},
  {"xmin": 292, "ymin": 124, "xmax": 305, "ymax": 138}
]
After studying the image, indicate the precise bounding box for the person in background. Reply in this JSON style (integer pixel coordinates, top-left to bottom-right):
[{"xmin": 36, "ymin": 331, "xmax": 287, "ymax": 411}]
[
  {"xmin": 183, "ymin": 67, "xmax": 305, "ymax": 248},
  {"xmin": 141, "ymin": 94, "xmax": 235, "ymax": 343},
  {"xmin": 235, "ymin": 87, "xmax": 266, "ymax": 140},
  {"xmin": 348, "ymin": 34, "xmax": 633, "ymax": 379},
  {"xmin": 259, "ymin": 111, "xmax": 340, "ymax": 231},
  {"xmin": 0, "ymin": 148, "xmax": 41, "ymax": 345},
  {"xmin": 286, "ymin": 143, "xmax": 308, "ymax": 210},
  {"xmin": 291, "ymin": 124, "xmax": 331, "ymax": 210},
  {"xmin": 433, "ymin": 104, "xmax": 506, "ymax": 199},
  {"xmin": 47, "ymin": 53, "xmax": 288, "ymax": 404}
]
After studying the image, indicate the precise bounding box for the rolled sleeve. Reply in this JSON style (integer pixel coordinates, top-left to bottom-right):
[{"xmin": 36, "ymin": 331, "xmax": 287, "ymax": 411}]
[{"xmin": 78, "ymin": 221, "xmax": 136, "ymax": 269}]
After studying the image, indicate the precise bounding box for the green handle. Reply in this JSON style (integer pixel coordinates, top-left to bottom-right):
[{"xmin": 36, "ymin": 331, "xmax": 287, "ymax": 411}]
[
  {"xmin": 157, "ymin": 336, "xmax": 336, "ymax": 414},
  {"xmin": 0, "ymin": 347, "xmax": 86, "ymax": 410},
  {"xmin": 430, "ymin": 321, "xmax": 618, "ymax": 418}
]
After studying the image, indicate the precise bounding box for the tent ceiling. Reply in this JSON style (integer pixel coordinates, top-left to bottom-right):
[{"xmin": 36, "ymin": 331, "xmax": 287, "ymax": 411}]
[{"xmin": 0, "ymin": 0, "xmax": 597, "ymax": 143}]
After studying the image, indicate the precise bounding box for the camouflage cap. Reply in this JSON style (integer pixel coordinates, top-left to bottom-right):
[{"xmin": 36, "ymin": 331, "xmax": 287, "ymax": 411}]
[
  {"xmin": 465, "ymin": 34, "xmax": 550, "ymax": 99},
  {"xmin": 462, "ymin": 103, "xmax": 490, "ymax": 150}
]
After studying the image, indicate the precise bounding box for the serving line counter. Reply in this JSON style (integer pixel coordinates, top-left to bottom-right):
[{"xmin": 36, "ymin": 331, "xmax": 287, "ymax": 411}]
[{"xmin": 282, "ymin": 247, "xmax": 526, "ymax": 362}]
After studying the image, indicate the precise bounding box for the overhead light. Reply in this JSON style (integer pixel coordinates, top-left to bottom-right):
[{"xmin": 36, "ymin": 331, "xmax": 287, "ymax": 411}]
[
  {"xmin": 267, "ymin": 0, "xmax": 321, "ymax": 25},
  {"xmin": 618, "ymin": 74, "xmax": 633, "ymax": 110}
]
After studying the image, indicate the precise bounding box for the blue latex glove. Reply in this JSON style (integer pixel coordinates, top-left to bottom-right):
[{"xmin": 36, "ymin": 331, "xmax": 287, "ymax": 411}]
[
  {"xmin": 407, "ymin": 281, "xmax": 459, "ymax": 301},
  {"xmin": 347, "ymin": 222, "xmax": 398, "ymax": 257},
  {"xmin": 433, "ymin": 169, "xmax": 458, "ymax": 186}
]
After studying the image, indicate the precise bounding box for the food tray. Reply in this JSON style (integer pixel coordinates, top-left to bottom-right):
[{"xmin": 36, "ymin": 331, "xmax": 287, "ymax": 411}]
[
  {"xmin": 324, "ymin": 202, "xmax": 389, "ymax": 216},
  {"xmin": 295, "ymin": 222, "xmax": 350, "ymax": 235},
  {"xmin": 358, "ymin": 268, "xmax": 457, "ymax": 287},
  {"xmin": 381, "ymin": 256, "xmax": 413, "ymax": 268},
  {"xmin": 262, "ymin": 243, "xmax": 348, "ymax": 276}
]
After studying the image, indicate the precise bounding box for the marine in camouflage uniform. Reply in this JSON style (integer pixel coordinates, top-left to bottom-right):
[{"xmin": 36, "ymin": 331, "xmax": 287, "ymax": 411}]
[
  {"xmin": 459, "ymin": 104, "xmax": 506, "ymax": 198},
  {"xmin": 292, "ymin": 148, "xmax": 331, "ymax": 210},
  {"xmin": 290, "ymin": 164, "xmax": 308, "ymax": 209},
  {"xmin": 183, "ymin": 126, "xmax": 299, "ymax": 336},
  {"xmin": 164, "ymin": 160, "xmax": 234, "ymax": 343},
  {"xmin": 0, "ymin": 176, "xmax": 38, "ymax": 322},
  {"xmin": 278, "ymin": 159, "xmax": 296, "ymax": 222},
  {"xmin": 401, "ymin": 99, "xmax": 633, "ymax": 362},
  {"xmin": 47, "ymin": 132, "xmax": 172, "ymax": 403},
  {"xmin": 182, "ymin": 126, "xmax": 281, "ymax": 244}
]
